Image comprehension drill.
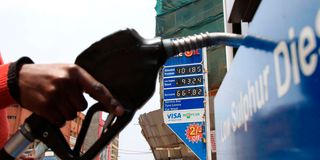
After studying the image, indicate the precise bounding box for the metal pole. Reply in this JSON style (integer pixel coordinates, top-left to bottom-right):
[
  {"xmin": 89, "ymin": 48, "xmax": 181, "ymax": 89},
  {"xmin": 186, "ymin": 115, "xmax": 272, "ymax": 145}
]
[
  {"xmin": 203, "ymin": 48, "xmax": 212, "ymax": 160},
  {"xmin": 223, "ymin": 0, "xmax": 235, "ymax": 71}
]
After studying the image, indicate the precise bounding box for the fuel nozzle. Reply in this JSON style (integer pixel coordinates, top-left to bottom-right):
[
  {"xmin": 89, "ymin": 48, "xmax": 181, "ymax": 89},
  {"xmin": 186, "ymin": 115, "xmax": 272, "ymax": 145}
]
[
  {"xmin": 76, "ymin": 29, "xmax": 245, "ymax": 112},
  {"xmin": 162, "ymin": 32, "xmax": 244, "ymax": 57}
]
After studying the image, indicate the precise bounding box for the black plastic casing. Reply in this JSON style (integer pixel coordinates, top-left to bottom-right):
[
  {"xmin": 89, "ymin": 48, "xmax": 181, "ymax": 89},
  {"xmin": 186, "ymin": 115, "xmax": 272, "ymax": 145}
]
[{"xmin": 75, "ymin": 29, "xmax": 167, "ymax": 111}]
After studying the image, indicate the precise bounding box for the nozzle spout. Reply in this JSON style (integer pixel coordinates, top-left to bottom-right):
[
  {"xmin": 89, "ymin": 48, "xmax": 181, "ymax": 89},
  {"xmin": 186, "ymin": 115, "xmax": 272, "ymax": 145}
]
[{"xmin": 162, "ymin": 32, "xmax": 244, "ymax": 57}]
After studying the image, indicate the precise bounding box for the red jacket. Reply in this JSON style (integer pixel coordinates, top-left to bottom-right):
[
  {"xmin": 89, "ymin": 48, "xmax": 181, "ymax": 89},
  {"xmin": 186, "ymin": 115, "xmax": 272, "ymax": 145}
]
[{"xmin": 0, "ymin": 53, "xmax": 16, "ymax": 148}]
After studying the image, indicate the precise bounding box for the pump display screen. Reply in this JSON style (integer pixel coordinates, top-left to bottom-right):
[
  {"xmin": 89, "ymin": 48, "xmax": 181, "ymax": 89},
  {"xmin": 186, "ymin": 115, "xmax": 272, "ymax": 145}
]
[
  {"xmin": 175, "ymin": 87, "xmax": 203, "ymax": 98},
  {"xmin": 175, "ymin": 65, "xmax": 202, "ymax": 75},
  {"xmin": 175, "ymin": 76, "xmax": 203, "ymax": 87}
]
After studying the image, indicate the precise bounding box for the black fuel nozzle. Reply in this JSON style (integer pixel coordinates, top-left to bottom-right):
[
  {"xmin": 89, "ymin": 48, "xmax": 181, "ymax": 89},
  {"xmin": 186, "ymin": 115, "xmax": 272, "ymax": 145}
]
[{"xmin": 75, "ymin": 29, "xmax": 244, "ymax": 112}]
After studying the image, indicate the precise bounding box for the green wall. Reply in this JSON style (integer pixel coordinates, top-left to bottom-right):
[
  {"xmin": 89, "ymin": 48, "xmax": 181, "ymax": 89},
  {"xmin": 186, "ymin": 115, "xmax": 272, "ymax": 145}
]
[{"xmin": 156, "ymin": 0, "xmax": 226, "ymax": 92}]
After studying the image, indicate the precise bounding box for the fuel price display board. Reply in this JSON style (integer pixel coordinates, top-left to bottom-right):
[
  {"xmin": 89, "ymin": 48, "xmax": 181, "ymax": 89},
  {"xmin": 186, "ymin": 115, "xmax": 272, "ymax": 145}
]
[{"xmin": 162, "ymin": 49, "xmax": 207, "ymax": 160}]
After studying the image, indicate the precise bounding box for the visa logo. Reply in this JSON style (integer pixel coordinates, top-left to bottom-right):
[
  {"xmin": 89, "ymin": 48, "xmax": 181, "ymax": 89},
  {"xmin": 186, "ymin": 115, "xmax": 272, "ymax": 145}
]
[{"xmin": 167, "ymin": 113, "xmax": 181, "ymax": 119}]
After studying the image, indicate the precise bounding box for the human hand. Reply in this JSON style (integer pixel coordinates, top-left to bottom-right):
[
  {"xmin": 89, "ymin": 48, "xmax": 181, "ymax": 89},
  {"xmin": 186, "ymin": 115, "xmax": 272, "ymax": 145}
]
[{"xmin": 18, "ymin": 64, "xmax": 124, "ymax": 127}]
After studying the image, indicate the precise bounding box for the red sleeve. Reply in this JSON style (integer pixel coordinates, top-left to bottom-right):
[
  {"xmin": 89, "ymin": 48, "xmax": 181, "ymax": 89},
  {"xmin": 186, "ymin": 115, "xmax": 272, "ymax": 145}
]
[
  {"xmin": 0, "ymin": 53, "xmax": 10, "ymax": 148},
  {"xmin": 0, "ymin": 54, "xmax": 3, "ymax": 64},
  {"xmin": 0, "ymin": 54, "xmax": 16, "ymax": 109}
]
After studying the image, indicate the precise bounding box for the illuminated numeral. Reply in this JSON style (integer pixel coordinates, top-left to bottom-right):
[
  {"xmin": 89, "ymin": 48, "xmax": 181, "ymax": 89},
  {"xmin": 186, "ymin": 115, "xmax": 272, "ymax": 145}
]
[
  {"xmin": 176, "ymin": 67, "xmax": 186, "ymax": 74},
  {"xmin": 197, "ymin": 66, "xmax": 202, "ymax": 73},
  {"xmin": 182, "ymin": 78, "xmax": 186, "ymax": 85},
  {"xmin": 197, "ymin": 77, "xmax": 202, "ymax": 83},
  {"xmin": 192, "ymin": 77, "xmax": 196, "ymax": 84},
  {"xmin": 182, "ymin": 90, "xmax": 186, "ymax": 96},
  {"xmin": 175, "ymin": 79, "xmax": 178, "ymax": 86},
  {"xmin": 187, "ymin": 78, "xmax": 191, "ymax": 84},
  {"xmin": 176, "ymin": 90, "xmax": 181, "ymax": 97},
  {"xmin": 192, "ymin": 89, "xmax": 197, "ymax": 95},
  {"xmin": 181, "ymin": 68, "xmax": 186, "ymax": 74},
  {"xmin": 191, "ymin": 66, "xmax": 196, "ymax": 73},
  {"xmin": 197, "ymin": 88, "xmax": 202, "ymax": 95}
]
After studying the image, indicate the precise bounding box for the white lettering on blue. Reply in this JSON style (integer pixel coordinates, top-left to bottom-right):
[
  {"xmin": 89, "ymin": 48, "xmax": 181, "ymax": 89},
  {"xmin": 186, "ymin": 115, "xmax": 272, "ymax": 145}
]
[{"xmin": 219, "ymin": 9, "xmax": 320, "ymax": 143}]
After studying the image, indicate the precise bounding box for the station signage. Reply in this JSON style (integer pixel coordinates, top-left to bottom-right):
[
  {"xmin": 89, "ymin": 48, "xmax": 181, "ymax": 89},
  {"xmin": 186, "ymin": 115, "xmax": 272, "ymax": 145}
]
[
  {"xmin": 162, "ymin": 48, "xmax": 207, "ymax": 160},
  {"xmin": 214, "ymin": 1, "xmax": 320, "ymax": 159}
]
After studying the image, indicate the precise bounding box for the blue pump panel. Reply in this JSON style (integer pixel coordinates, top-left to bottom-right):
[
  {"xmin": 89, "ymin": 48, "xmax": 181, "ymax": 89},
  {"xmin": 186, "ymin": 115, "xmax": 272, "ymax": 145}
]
[{"xmin": 214, "ymin": 0, "xmax": 320, "ymax": 160}]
